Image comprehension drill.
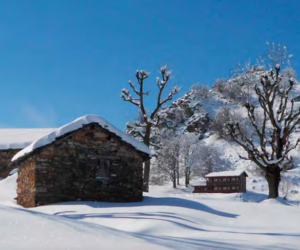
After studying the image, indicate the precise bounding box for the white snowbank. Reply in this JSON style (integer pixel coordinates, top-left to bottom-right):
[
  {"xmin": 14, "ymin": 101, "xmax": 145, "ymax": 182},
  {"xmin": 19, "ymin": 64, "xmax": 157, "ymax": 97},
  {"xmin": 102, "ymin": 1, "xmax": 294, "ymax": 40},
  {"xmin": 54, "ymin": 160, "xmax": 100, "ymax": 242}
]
[
  {"xmin": 12, "ymin": 115, "xmax": 150, "ymax": 161},
  {"xmin": 206, "ymin": 170, "xmax": 247, "ymax": 177},
  {"xmin": 1, "ymin": 175, "xmax": 300, "ymax": 249},
  {"xmin": 0, "ymin": 128, "xmax": 55, "ymax": 149},
  {"xmin": 0, "ymin": 204, "xmax": 168, "ymax": 250},
  {"xmin": 260, "ymin": 198, "xmax": 289, "ymax": 205},
  {"xmin": 0, "ymin": 173, "xmax": 17, "ymax": 206}
]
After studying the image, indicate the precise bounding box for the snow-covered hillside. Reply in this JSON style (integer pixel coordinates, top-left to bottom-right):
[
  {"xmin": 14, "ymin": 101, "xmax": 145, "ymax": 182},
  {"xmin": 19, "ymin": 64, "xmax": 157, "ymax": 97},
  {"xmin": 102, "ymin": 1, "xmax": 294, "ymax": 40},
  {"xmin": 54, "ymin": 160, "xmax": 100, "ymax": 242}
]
[
  {"xmin": 1, "ymin": 173, "xmax": 300, "ymax": 250},
  {"xmin": 125, "ymin": 67, "xmax": 300, "ymax": 189}
]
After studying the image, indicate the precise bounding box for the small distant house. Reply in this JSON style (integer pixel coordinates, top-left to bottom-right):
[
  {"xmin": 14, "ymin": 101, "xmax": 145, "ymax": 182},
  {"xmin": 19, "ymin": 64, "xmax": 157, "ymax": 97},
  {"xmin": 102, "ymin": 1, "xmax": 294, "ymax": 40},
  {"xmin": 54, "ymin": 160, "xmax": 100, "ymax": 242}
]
[
  {"xmin": 193, "ymin": 170, "xmax": 248, "ymax": 193},
  {"xmin": 11, "ymin": 115, "xmax": 150, "ymax": 208},
  {"xmin": 0, "ymin": 129, "xmax": 55, "ymax": 179}
]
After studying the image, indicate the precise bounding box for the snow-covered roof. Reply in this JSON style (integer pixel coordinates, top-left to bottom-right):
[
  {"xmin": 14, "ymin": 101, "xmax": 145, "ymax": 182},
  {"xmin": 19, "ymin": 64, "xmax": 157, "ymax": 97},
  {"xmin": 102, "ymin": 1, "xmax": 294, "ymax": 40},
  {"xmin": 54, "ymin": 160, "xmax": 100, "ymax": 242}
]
[
  {"xmin": 206, "ymin": 170, "xmax": 248, "ymax": 177},
  {"xmin": 12, "ymin": 115, "xmax": 150, "ymax": 161},
  {"xmin": 0, "ymin": 128, "xmax": 55, "ymax": 150}
]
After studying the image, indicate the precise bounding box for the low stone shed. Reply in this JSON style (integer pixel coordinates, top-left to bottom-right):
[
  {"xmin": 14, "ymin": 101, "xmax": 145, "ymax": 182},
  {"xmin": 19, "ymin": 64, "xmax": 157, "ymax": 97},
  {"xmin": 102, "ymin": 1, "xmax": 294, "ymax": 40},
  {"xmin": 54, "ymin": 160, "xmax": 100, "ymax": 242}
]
[{"xmin": 11, "ymin": 115, "xmax": 150, "ymax": 208}]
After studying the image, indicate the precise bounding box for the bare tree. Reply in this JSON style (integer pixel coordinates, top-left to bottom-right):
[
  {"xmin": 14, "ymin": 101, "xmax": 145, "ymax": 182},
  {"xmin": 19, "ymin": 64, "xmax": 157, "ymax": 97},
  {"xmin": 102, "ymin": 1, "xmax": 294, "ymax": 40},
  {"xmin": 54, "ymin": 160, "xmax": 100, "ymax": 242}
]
[
  {"xmin": 181, "ymin": 134, "xmax": 200, "ymax": 187},
  {"xmin": 157, "ymin": 137, "xmax": 181, "ymax": 188},
  {"xmin": 212, "ymin": 107, "xmax": 252, "ymax": 141},
  {"xmin": 212, "ymin": 107, "xmax": 234, "ymax": 139},
  {"xmin": 212, "ymin": 77, "xmax": 247, "ymax": 103},
  {"xmin": 192, "ymin": 144, "xmax": 230, "ymax": 177},
  {"xmin": 266, "ymin": 42, "xmax": 293, "ymax": 69},
  {"xmin": 279, "ymin": 174, "xmax": 293, "ymax": 200},
  {"xmin": 283, "ymin": 67, "xmax": 297, "ymax": 79},
  {"xmin": 257, "ymin": 42, "xmax": 293, "ymax": 72},
  {"xmin": 212, "ymin": 78, "xmax": 227, "ymax": 93},
  {"xmin": 227, "ymin": 65, "xmax": 300, "ymax": 198},
  {"xmin": 281, "ymin": 67, "xmax": 297, "ymax": 89},
  {"xmin": 190, "ymin": 84, "xmax": 209, "ymax": 99},
  {"xmin": 121, "ymin": 66, "xmax": 179, "ymax": 191}
]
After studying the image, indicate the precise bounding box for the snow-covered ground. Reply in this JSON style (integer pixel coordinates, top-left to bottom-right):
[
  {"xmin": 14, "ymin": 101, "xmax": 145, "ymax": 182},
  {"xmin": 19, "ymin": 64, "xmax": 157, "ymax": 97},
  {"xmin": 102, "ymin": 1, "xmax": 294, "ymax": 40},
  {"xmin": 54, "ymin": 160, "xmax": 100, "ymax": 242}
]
[{"xmin": 1, "ymin": 173, "xmax": 300, "ymax": 250}]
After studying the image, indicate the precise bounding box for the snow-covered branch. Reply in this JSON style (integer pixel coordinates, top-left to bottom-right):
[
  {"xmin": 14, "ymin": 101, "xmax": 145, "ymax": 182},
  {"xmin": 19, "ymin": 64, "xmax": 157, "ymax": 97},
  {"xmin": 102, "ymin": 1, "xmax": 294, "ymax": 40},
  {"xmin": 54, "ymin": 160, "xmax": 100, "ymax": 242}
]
[
  {"xmin": 121, "ymin": 66, "xmax": 179, "ymax": 191},
  {"xmin": 121, "ymin": 89, "xmax": 140, "ymax": 107},
  {"xmin": 227, "ymin": 66, "xmax": 299, "ymax": 174}
]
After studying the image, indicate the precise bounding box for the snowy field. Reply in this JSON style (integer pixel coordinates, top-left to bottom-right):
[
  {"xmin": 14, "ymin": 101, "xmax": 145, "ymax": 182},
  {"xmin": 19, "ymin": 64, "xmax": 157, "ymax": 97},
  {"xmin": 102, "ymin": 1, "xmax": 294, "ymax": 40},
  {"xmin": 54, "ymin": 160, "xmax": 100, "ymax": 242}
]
[{"xmin": 0, "ymin": 173, "xmax": 300, "ymax": 250}]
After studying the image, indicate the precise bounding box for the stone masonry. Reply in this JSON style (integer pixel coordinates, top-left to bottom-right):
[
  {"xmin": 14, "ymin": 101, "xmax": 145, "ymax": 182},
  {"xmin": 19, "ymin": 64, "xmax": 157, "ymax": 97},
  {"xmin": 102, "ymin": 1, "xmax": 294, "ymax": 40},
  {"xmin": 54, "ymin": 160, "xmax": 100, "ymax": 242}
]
[
  {"xmin": 0, "ymin": 149, "xmax": 21, "ymax": 179},
  {"xmin": 14, "ymin": 123, "xmax": 148, "ymax": 208}
]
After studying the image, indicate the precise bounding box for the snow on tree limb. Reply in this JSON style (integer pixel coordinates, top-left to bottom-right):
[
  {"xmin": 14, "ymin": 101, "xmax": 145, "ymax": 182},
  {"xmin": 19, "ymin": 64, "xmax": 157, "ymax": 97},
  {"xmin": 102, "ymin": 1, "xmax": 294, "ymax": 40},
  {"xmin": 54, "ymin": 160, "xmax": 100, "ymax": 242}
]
[
  {"xmin": 121, "ymin": 88, "xmax": 141, "ymax": 107},
  {"xmin": 227, "ymin": 66, "xmax": 300, "ymax": 172},
  {"xmin": 121, "ymin": 66, "xmax": 180, "ymax": 191}
]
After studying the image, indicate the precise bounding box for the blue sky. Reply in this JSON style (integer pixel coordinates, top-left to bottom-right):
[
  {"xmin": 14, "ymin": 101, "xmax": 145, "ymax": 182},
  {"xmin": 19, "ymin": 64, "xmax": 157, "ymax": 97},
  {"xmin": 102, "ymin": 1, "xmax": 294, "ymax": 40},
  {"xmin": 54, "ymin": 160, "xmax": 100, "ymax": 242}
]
[{"xmin": 0, "ymin": 0, "xmax": 300, "ymax": 129}]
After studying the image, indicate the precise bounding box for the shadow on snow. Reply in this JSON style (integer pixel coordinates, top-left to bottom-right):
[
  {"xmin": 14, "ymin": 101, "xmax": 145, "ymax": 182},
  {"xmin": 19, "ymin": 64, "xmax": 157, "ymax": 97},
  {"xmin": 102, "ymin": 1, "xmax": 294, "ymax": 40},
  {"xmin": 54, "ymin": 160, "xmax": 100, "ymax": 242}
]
[{"xmin": 52, "ymin": 196, "xmax": 238, "ymax": 218}]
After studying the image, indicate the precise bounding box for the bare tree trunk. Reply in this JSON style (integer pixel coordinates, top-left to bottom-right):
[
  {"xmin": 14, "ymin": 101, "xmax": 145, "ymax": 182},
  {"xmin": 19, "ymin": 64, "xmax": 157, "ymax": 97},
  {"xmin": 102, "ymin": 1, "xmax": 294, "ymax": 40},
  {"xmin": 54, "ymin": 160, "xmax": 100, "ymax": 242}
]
[
  {"xmin": 143, "ymin": 126, "xmax": 151, "ymax": 192},
  {"xmin": 265, "ymin": 166, "xmax": 281, "ymax": 199},
  {"xmin": 143, "ymin": 160, "xmax": 150, "ymax": 192},
  {"xmin": 176, "ymin": 163, "xmax": 180, "ymax": 185},
  {"xmin": 185, "ymin": 168, "xmax": 190, "ymax": 187},
  {"xmin": 185, "ymin": 172, "xmax": 188, "ymax": 187},
  {"xmin": 173, "ymin": 180, "xmax": 176, "ymax": 188},
  {"xmin": 173, "ymin": 170, "xmax": 177, "ymax": 188}
]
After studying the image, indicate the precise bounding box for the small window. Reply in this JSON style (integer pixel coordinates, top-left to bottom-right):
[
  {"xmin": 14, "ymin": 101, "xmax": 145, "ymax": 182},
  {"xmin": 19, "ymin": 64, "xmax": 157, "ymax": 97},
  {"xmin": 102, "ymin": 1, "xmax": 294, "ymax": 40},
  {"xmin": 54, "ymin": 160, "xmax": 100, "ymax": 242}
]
[{"xmin": 96, "ymin": 160, "xmax": 110, "ymax": 179}]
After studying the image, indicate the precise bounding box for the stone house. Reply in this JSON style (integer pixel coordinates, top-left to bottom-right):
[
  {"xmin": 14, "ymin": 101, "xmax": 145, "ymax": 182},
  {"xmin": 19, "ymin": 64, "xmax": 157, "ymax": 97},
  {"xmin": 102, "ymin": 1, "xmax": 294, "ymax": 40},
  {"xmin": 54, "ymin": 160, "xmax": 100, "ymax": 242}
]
[
  {"xmin": 11, "ymin": 115, "xmax": 150, "ymax": 208},
  {"xmin": 0, "ymin": 129, "xmax": 55, "ymax": 179},
  {"xmin": 193, "ymin": 170, "xmax": 248, "ymax": 193}
]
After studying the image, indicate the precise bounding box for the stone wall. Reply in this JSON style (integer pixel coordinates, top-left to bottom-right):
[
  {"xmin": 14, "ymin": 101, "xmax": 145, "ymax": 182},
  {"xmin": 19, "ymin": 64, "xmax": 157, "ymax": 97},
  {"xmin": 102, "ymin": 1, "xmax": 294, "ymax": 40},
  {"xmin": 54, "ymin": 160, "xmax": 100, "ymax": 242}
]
[
  {"xmin": 16, "ymin": 124, "xmax": 145, "ymax": 208},
  {"xmin": 0, "ymin": 149, "xmax": 21, "ymax": 179},
  {"xmin": 16, "ymin": 159, "xmax": 36, "ymax": 207}
]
